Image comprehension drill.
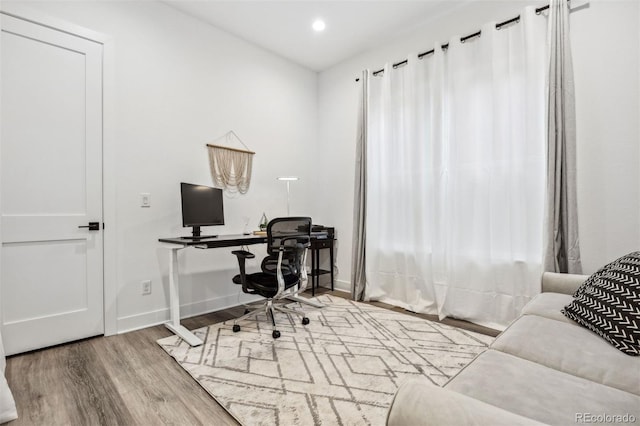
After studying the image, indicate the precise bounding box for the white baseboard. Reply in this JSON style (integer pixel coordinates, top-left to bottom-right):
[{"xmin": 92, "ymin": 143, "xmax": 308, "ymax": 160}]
[
  {"xmin": 116, "ymin": 293, "xmax": 262, "ymax": 334},
  {"xmin": 117, "ymin": 281, "xmax": 352, "ymax": 334},
  {"xmin": 316, "ymin": 279, "xmax": 350, "ymax": 293},
  {"xmin": 333, "ymin": 279, "xmax": 350, "ymax": 292}
]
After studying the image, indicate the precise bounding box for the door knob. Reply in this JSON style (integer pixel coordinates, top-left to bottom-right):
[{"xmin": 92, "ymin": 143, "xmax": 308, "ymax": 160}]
[{"xmin": 78, "ymin": 222, "xmax": 100, "ymax": 231}]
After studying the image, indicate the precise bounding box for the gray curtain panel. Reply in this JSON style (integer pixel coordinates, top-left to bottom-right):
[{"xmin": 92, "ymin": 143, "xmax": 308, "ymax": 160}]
[
  {"xmin": 543, "ymin": 0, "xmax": 582, "ymax": 274},
  {"xmin": 351, "ymin": 70, "xmax": 368, "ymax": 301}
]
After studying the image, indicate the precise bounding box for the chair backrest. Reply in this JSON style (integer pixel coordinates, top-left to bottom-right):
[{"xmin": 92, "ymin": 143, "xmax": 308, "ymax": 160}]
[
  {"xmin": 261, "ymin": 217, "xmax": 311, "ymax": 276},
  {"xmin": 266, "ymin": 217, "xmax": 312, "ymax": 255}
]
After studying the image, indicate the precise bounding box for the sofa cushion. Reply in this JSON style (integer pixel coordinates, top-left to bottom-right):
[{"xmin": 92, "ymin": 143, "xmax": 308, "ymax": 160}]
[
  {"xmin": 491, "ymin": 315, "xmax": 640, "ymax": 395},
  {"xmin": 387, "ymin": 377, "xmax": 545, "ymax": 426},
  {"xmin": 446, "ymin": 350, "xmax": 640, "ymax": 425},
  {"xmin": 562, "ymin": 251, "xmax": 640, "ymax": 355},
  {"xmin": 520, "ymin": 292, "xmax": 574, "ymax": 324}
]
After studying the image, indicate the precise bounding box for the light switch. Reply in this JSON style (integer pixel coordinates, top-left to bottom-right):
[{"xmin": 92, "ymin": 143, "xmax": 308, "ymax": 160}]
[{"xmin": 140, "ymin": 193, "xmax": 151, "ymax": 207}]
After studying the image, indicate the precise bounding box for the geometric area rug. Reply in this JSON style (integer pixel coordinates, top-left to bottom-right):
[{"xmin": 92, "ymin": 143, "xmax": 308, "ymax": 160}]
[{"xmin": 157, "ymin": 295, "xmax": 494, "ymax": 426}]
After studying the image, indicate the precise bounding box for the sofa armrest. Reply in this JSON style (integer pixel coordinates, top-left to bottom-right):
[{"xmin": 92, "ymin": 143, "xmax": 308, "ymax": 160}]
[
  {"xmin": 541, "ymin": 272, "xmax": 589, "ymax": 295},
  {"xmin": 386, "ymin": 378, "xmax": 546, "ymax": 426}
]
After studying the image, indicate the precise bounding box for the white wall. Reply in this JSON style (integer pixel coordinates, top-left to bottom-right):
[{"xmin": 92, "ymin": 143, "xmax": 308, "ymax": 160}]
[
  {"xmin": 571, "ymin": 0, "xmax": 640, "ymax": 273},
  {"xmin": 6, "ymin": 0, "xmax": 320, "ymax": 332},
  {"xmin": 318, "ymin": 0, "xmax": 640, "ymax": 290}
]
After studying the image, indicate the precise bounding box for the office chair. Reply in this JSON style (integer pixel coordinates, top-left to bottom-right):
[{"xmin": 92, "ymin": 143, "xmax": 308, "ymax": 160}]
[{"xmin": 231, "ymin": 217, "xmax": 312, "ymax": 339}]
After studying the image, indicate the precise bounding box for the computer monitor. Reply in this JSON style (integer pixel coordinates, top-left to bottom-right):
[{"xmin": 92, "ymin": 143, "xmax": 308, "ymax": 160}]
[{"xmin": 180, "ymin": 182, "xmax": 224, "ymax": 239}]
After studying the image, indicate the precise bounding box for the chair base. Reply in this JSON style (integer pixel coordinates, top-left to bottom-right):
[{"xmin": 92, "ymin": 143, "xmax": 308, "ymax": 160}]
[{"xmin": 232, "ymin": 299, "xmax": 309, "ymax": 339}]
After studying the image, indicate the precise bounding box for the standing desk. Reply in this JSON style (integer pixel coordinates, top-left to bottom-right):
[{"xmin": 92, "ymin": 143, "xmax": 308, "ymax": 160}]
[{"xmin": 159, "ymin": 234, "xmax": 326, "ymax": 346}]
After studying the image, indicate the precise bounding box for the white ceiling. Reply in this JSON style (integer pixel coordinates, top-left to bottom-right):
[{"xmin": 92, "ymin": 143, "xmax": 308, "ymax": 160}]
[{"xmin": 163, "ymin": 1, "xmax": 466, "ymax": 72}]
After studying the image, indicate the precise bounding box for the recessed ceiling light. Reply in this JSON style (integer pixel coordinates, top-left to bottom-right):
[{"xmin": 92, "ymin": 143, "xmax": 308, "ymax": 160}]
[{"xmin": 312, "ymin": 19, "xmax": 326, "ymax": 32}]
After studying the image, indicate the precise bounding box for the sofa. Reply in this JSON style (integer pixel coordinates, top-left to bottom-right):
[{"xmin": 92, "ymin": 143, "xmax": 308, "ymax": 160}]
[{"xmin": 386, "ymin": 272, "xmax": 640, "ymax": 425}]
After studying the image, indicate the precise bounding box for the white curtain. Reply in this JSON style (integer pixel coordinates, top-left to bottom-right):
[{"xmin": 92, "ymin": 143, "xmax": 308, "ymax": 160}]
[{"xmin": 365, "ymin": 7, "xmax": 547, "ymax": 329}]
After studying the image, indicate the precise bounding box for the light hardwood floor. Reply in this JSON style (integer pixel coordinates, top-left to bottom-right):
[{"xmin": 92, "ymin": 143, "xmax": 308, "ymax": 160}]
[{"xmin": 3, "ymin": 289, "xmax": 498, "ymax": 426}]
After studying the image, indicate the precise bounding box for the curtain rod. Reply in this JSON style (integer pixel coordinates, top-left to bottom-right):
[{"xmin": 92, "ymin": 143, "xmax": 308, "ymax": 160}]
[{"xmin": 355, "ymin": 3, "xmax": 561, "ymax": 82}]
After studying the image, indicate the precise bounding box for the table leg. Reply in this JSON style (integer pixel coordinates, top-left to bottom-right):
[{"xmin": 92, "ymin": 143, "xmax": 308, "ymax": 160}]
[
  {"xmin": 312, "ymin": 247, "xmax": 317, "ymax": 296},
  {"xmin": 165, "ymin": 247, "xmax": 203, "ymax": 346},
  {"xmin": 330, "ymin": 240, "xmax": 334, "ymax": 291}
]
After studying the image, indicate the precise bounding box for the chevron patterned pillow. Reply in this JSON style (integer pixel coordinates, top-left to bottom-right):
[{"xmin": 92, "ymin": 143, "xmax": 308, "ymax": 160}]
[
  {"xmin": 562, "ymin": 251, "xmax": 640, "ymax": 356},
  {"xmin": 572, "ymin": 255, "xmax": 627, "ymax": 297}
]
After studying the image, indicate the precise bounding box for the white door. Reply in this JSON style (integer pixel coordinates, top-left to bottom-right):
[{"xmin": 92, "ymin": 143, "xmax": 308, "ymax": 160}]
[{"xmin": 0, "ymin": 14, "xmax": 104, "ymax": 355}]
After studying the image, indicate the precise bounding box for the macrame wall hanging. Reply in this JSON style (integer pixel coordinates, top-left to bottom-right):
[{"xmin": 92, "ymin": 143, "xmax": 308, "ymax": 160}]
[{"xmin": 206, "ymin": 131, "xmax": 255, "ymax": 194}]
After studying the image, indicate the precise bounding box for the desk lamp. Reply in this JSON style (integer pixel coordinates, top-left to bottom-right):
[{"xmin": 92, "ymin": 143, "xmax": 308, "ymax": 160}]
[{"xmin": 277, "ymin": 176, "xmax": 298, "ymax": 216}]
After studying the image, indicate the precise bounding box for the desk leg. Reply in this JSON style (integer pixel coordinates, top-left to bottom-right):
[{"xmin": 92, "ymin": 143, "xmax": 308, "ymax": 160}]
[{"xmin": 165, "ymin": 247, "xmax": 203, "ymax": 347}]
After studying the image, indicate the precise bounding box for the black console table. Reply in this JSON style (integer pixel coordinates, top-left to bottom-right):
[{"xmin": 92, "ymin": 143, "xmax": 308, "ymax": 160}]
[{"xmin": 310, "ymin": 237, "xmax": 334, "ymax": 295}]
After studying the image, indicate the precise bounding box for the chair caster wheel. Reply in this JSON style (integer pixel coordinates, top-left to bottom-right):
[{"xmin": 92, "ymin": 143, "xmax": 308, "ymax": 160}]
[
  {"xmin": 272, "ymin": 330, "xmax": 281, "ymax": 339},
  {"xmin": 302, "ymin": 317, "xmax": 310, "ymax": 325},
  {"xmin": 233, "ymin": 324, "xmax": 240, "ymax": 332}
]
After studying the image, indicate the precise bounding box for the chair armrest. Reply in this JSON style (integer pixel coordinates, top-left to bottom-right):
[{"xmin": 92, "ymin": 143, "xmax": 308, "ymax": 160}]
[
  {"xmin": 386, "ymin": 378, "xmax": 545, "ymax": 426},
  {"xmin": 272, "ymin": 236, "xmax": 310, "ymax": 296},
  {"xmin": 231, "ymin": 250, "xmax": 256, "ymax": 293},
  {"xmin": 232, "ymin": 250, "xmax": 255, "ymax": 259},
  {"xmin": 278, "ymin": 236, "xmax": 311, "ymax": 249},
  {"xmin": 541, "ymin": 272, "xmax": 589, "ymax": 295}
]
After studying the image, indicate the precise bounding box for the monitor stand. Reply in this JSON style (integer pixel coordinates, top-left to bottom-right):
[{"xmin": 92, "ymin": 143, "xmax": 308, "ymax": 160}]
[{"xmin": 182, "ymin": 225, "xmax": 218, "ymax": 240}]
